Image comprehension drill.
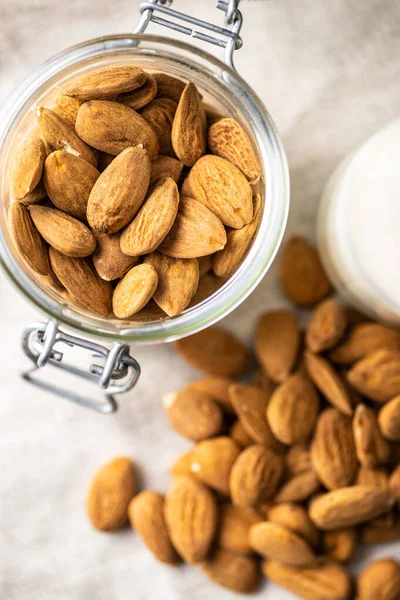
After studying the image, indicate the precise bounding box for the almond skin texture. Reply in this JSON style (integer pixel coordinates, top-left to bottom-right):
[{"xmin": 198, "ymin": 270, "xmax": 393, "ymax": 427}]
[
  {"xmin": 356, "ymin": 558, "xmax": 400, "ymax": 600},
  {"xmin": 49, "ymin": 248, "xmax": 112, "ymax": 317},
  {"xmin": 189, "ymin": 437, "xmax": 241, "ymax": 496},
  {"xmin": 9, "ymin": 202, "xmax": 50, "ymax": 275},
  {"xmin": 92, "ymin": 233, "xmax": 138, "ymax": 281},
  {"xmin": 10, "ymin": 136, "xmax": 46, "ymax": 200},
  {"xmin": 184, "ymin": 377, "xmax": 235, "ymax": 415},
  {"xmin": 268, "ymin": 503, "xmax": 320, "ymax": 549},
  {"xmin": 75, "ymin": 100, "xmax": 158, "ymax": 159},
  {"xmin": 347, "ymin": 348, "xmax": 400, "ymax": 403},
  {"xmin": 378, "ymin": 395, "xmax": 400, "ymax": 441},
  {"xmin": 153, "ymin": 72, "xmax": 185, "ymax": 103},
  {"xmin": 309, "ymin": 485, "xmax": 395, "ymax": 530},
  {"xmin": 128, "ymin": 491, "xmax": 179, "ymax": 564},
  {"xmin": 274, "ymin": 470, "xmax": 320, "ymax": 504},
  {"xmin": 305, "ymin": 351, "xmax": 353, "ymax": 416},
  {"xmin": 150, "ymin": 155, "xmax": 184, "ymax": 185},
  {"xmin": 53, "ymin": 93, "xmax": 84, "ymax": 126},
  {"xmin": 87, "ymin": 457, "xmax": 136, "ymax": 531},
  {"xmin": 188, "ymin": 155, "xmax": 253, "ymax": 229},
  {"xmin": 117, "ymin": 73, "xmax": 158, "ymax": 110},
  {"xmin": 306, "ymin": 298, "xmax": 347, "ymax": 353},
  {"xmin": 249, "ymin": 521, "xmax": 316, "ymax": 566},
  {"xmin": 356, "ymin": 465, "xmax": 389, "ymax": 488},
  {"xmin": 353, "ymin": 403, "xmax": 390, "ymax": 466},
  {"xmin": 267, "ymin": 371, "xmax": 319, "ymax": 445},
  {"xmin": 217, "ymin": 504, "xmax": 262, "ymax": 555},
  {"xmin": 43, "ymin": 151, "xmax": 100, "ymax": 220},
  {"xmin": 311, "ymin": 408, "xmax": 357, "ymax": 490},
  {"xmin": 201, "ymin": 549, "xmax": 259, "ymax": 593},
  {"xmin": 164, "ymin": 476, "xmax": 217, "ymax": 564},
  {"xmin": 174, "ymin": 326, "xmax": 250, "ymax": 377},
  {"xmin": 330, "ymin": 322, "xmax": 400, "ymax": 365},
  {"xmin": 208, "ymin": 118, "xmax": 261, "ymax": 182},
  {"xmin": 323, "ymin": 528, "xmax": 358, "ymax": 563},
  {"xmin": 62, "ymin": 66, "xmax": 146, "ymax": 101},
  {"xmin": 160, "ymin": 196, "xmax": 227, "ymax": 259},
  {"xmin": 141, "ymin": 97, "xmax": 177, "ymax": 155},
  {"xmin": 263, "ymin": 559, "xmax": 352, "ymax": 600},
  {"xmin": 29, "ymin": 205, "xmax": 96, "ymax": 257},
  {"xmin": 280, "ymin": 236, "xmax": 331, "ymax": 306},
  {"xmin": 120, "ymin": 177, "xmax": 179, "ymax": 256},
  {"xmin": 112, "ymin": 263, "xmax": 158, "ymax": 319},
  {"xmin": 230, "ymin": 444, "xmax": 284, "ymax": 508},
  {"xmin": 37, "ymin": 107, "xmax": 97, "ymax": 166},
  {"xmin": 254, "ymin": 310, "xmax": 301, "ymax": 383},
  {"xmin": 87, "ymin": 146, "xmax": 151, "ymax": 234},
  {"xmin": 171, "ymin": 82, "xmax": 206, "ymax": 166},
  {"xmin": 163, "ymin": 389, "xmax": 224, "ymax": 442}
]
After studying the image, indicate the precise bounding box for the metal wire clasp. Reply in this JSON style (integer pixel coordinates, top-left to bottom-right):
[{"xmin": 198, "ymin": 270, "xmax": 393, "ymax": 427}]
[
  {"xmin": 21, "ymin": 321, "xmax": 140, "ymax": 413},
  {"xmin": 134, "ymin": 0, "xmax": 243, "ymax": 69}
]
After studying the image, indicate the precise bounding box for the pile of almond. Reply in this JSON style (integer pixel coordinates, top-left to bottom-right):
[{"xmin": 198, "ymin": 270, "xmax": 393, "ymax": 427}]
[
  {"xmin": 8, "ymin": 65, "xmax": 261, "ymax": 319},
  {"xmin": 85, "ymin": 235, "xmax": 400, "ymax": 599}
]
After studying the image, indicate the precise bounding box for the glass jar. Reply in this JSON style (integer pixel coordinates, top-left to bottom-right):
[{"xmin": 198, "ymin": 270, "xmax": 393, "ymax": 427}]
[{"xmin": 0, "ymin": 32, "xmax": 289, "ymax": 409}]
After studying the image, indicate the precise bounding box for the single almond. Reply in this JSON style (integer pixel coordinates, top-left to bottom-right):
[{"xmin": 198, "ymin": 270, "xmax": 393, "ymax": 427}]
[
  {"xmin": 164, "ymin": 476, "xmax": 217, "ymax": 564},
  {"xmin": 9, "ymin": 136, "xmax": 46, "ymax": 200},
  {"xmin": 43, "ymin": 151, "xmax": 100, "ymax": 220},
  {"xmin": 274, "ymin": 470, "xmax": 320, "ymax": 504},
  {"xmin": 356, "ymin": 558, "xmax": 400, "ymax": 600},
  {"xmin": 120, "ymin": 177, "xmax": 179, "ymax": 256},
  {"xmin": 112, "ymin": 263, "xmax": 158, "ymax": 318},
  {"xmin": 37, "ymin": 107, "xmax": 97, "ymax": 166},
  {"xmin": 171, "ymin": 82, "xmax": 206, "ymax": 166},
  {"xmin": 190, "ymin": 437, "xmax": 240, "ymax": 496},
  {"xmin": 249, "ymin": 521, "xmax": 316, "ymax": 566},
  {"xmin": 49, "ymin": 248, "xmax": 112, "ymax": 317},
  {"xmin": 75, "ymin": 100, "xmax": 158, "ymax": 159},
  {"xmin": 92, "ymin": 232, "xmax": 138, "ymax": 281},
  {"xmin": 323, "ymin": 528, "xmax": 358, "ymax": 563},
  {"xmin": 117, "ymin": 73, "xmax": 158, "ymax": 110},
  {"xmin": 53, "ymin": 93, "xmax": 84, "ymax": 126},
  {"xmin": 267, "ymin": 503, "xmax": 320, "ymax": 549},
  {"xmin": 208, "ymin": 117, "xmax": 261, "ymax": 182},
  {"xmin": 162, "ymin": 389, "xmax": 224, "ymax": 442},
  {"xmin": 141, "ymin": 97, "xmax": 177, "ymax": 155},
  {"xmin": 188, "ymin": 155, "xmax": 253, "ymax": 228},
  {"xmin": 217, "ymin": 504, "xmax": 262, "ymax": 555},
  {"xmin": 305, "ymin": 351, "xmax": 353, "ymax": 416},
  {"xmin": 174, "ymin": 326, "xmax": 249, "ymax": 377},
  {"xmin": 347, "ymin": 348, "xmax": 400, "ymax": 403},
  {"xmin": 86, "ymin": 456, "xmax": 136, "ymax": 531},
  {"xmin": 153, "ymin": 72, "xmax": 185, "ymax": 103},
  {"xmin": 150, "ymin": 155, "xmax": 183, "ymax": 185},
  {"xmin": 378, "ymin": 395, "xmax": 400, "ymax": 441},
  {"xmin": 62, "ymin": 66, "xmax": 146, "ymax": 101},
  {"xmin": 311, "ymin": 408, "xmax": 357, "ymax": 490},
  {"xmin": 229, "ymin": 420, "xmax": 254, "ymax": 449},
  {"xmin": 309, "ymin": 485, "xmax": 395, "ymax": 530},
  {"xmin": 9, "ymin": 202, "xmax": 50, "ymax": 276},
  {"xmin": 306, "ymin": 298, "xmax": 347, "ymax": 353},
  {"xmin": 128, "ymin": 490, "xmax": 180, "ymax": 564},
  {"xmin": 329, "ymin": 322, "xmax": 400, "ymax": 365},
  {"xmin": 201, "ymin": 548, "xmax": 259, "ymax": 593},
  {"xmin": 184, "ymin": 376, "xmax": 235, "ymax": 414},
  {"xmin": 280, "ymin": 236, "xmax": 331, "ymax": 306},
  {"xmin": 29, "ymin": 205, "xmax": 96, "ymax": 257},
  {"xmin": 353, "ymin": 403, "xmax": 390, "ymax": 466},
  {"xmin": 160, "ymin": 196, "xmax": 227, "ymax": 259},
  {"xmin": 88, "ymin": 146, "xmax": 151, "ymax": 234}
]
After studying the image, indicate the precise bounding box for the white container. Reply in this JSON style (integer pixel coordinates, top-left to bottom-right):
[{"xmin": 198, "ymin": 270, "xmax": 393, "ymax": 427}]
[{"xmin": 317, "ymin": 118, "xmax": 400, "ymax": 325}]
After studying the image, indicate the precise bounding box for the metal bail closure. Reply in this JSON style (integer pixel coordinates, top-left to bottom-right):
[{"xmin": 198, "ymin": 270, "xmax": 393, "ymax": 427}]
[{"xmin": 21, "ymin": 320, "xmax": 141, "ymax": 414}]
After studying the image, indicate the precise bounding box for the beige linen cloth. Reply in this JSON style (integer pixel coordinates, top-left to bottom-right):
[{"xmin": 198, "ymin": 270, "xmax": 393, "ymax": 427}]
[{"xmin": 0, "ymin": 1, "xmax": 399, "ymax": 598}]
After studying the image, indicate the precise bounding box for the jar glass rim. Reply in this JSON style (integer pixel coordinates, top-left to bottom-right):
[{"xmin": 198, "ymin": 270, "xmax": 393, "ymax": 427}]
[{"xmin": 0, "ymin": 34, "xmax": 290, "ymax": 343}]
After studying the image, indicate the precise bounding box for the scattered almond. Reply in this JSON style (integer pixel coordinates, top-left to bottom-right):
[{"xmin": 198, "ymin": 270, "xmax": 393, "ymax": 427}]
[
  {"xmin": 268, "ymin": 503, "xmax": 320, "ymax": 549},
  {"xmin": 353, "ymin": 403, "xmax": 390, "ymax": 466},
  {"xmin": 306, "ymin": 298, "xmax": 347, "ymax": 353},
  {"xmin": 201, "ymin": 548, "xmax": 260, "ymax": 593},
  {"xmin": 274, "ymin": 470, "xmax": 320, "ymax": 504},
  {"xmin": 356, "ymin": 558, "xmax": 400, "ymax": 600},
  {"xmin": 305, "ymin": 351, "xmax": 353, "ymax": 416},
  {"xmin": 330, "ymin": 322, "xmax": 400, "ymax": 365},
  {"xmin": 249, "ymin": 521, "xmax": 316, "ymax": 566},
  {"xmin": 163, "ymin": 389, "xmax": 224, "ymax": 442},
  {"xmin": 347, "ymin": 348, "xmax": 400, "ymax": 403},
  {"xmin": 378, "ymin": 395, "xmax": 400, "ymax": 441},
  {"xmin": 184, "ymin": 377, "xmax": 235, "ymax": 414},
  {"xmin": 190, "ymin": 436, "xmax": 241, "ymax": 496}
]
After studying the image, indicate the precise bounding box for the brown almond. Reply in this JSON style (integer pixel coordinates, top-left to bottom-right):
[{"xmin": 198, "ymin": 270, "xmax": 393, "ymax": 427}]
[
  {"xmin": 323, "ymin": 528, "xmax": 358, "ymax": 563},
  {"xmin": 112, "ymin": 263, "xmax": 158, "ymax": 318},
  {"xmin": 274, "ymin": 470, "xmax": 320, "ymax": 504},
  {"xmin": 347, "ymin": 348, "xmax": 400, "ymax": 403},
  {"xmin": 62, "ymin": 66, "xmax": 146, "ymax": 100},
  {"xmin": 330, "ymin": 322, "xmax": 400, "ymax": 365},
  {"xmin": 268, "ymin": 503, "xmax": 320, "ymax": 549},
  {"xmin": 229, "ymin": 420, "xmax": 254, "ymax": 448},
  {"xmin": 230, "ymin": 445, "xmax": 284, "ymax": 507},
  {"xmin": 37, "ymin": 107, "xmax": 97, "ymax": 166},
  {"xmin": 190, "ymin": 436, "xmax": 241, "ymax": 496},
  {"xmin": 184, "ymin": 377, "xmax": 235, "ymax": 414},
  {"xmin": 309, "ymin": 485, "xmax": 395, "ymax": 530},
  {"xmin": 217, "ymin": 504, "xmax": 262, "ymax": 555},
  {"xmin": 43, "ymin": 151, "xmax": 100, "ymax": 220},
  {"xmin": 164, "ymin": 476, "xmax": 217, "ymax": 563},
  {"xmin": 150, "ymin": 154, "xmax": 183, "ymax": 185},
  {"xmin": 19, "ymin": 181, "xmax": 48, "ymax": 206},
  {"xmin": 171, "ymin": 450, "xmax": 195, "ymax": 479},
  {"xmin": 9, "ymin": 202, "xmax": 49, "ymax": 275},
  {"xmin": 188, "ymin": 155, "xmax": 253, "ymax": 229},
  {"xmin": 311, "ymin": 408, "xmax": 357, "ymax": 490},
  {"xmin": 163, "ymin": 389, "xmax": 224, "ymax": 442},
  {"xmin": 88, "ymin": 146, "xmax": 151, "ymax": 234},
  {"xmin": 208, "ymin": 118, "xmax": 261, "ymax": 182},
  {"xmin": 250, "ymin": 521, "xmax": 316, "ymax": 566},
  {"xmin": 141, "ymin": 97, "xmax": 177, "ymax": 155},
  {"xmin": 353, "ymin": 403, "xmax": 390, "ymax": 466},
  {"xmin": 117, "ymin": 73, "xmax": 158, "ymax": 110},
  {"xmin": 267, "ymin": 371, "xmax": 319, "ymax": 445},
  {"xmin": 92, "ymin": 232, "xmax": 138, "ymax": 281},
  {"xmin": 153, "ymin": 72, "xmax": 185, "ymax": 103},
  {"xmin": 86, "ymin": 456, "xmax": 136, "ymax": 531},
  {"xmin": 201, "ymin": 548, "xmax": 259, "ymax": 593},
  {"xmin": 9, "ymin": 136, "xmax": 46, "ymax": 200},
  {"xmin": 171, "ymin": 82, "xmax": 206, "ymax": 166},
  {"xmin": 378, "ymin": 395, "xmax": 400, "ymax": 441},
  {"xmin": 174, "ymin": 326, "xmax": 250, "ymax": 377},
  {"xmin": 160, "ymin": 196, "xmax": 226, "ymax": 258},
  {"xmin": 280, "ymin": 236, "xmax": 331, "ymax": 306},
  {"xmin": 306, "ymin": 298, "xmax": 347, "ymax": 353},
  {"xmin": 29, "ymin": 205, "xmax": 96, "ymax": 257},
  {"xmin": 128, "ymin": 490, "xmax": 179, "ymax": 564},
  {"xmin": 263, "ymin": 559, "xmax": 352, "ymax": 600},
  {"xmin": 53, "ymin": 93, "xmax": 84, "ymax": 126},
  {"xmin": 75, "ymin": 100, "xmax": 158, "ymax": 159},
  {"xmin": 356, "ymin": 558, "xmax": 400, "ymax": 600},
  {"xmin": 49, "ymin": 248, "xmax": 112, "ymax": 316},
  {"xmin": 305, "ymin": 351, "xmax": 353, "ymax": 416}
]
